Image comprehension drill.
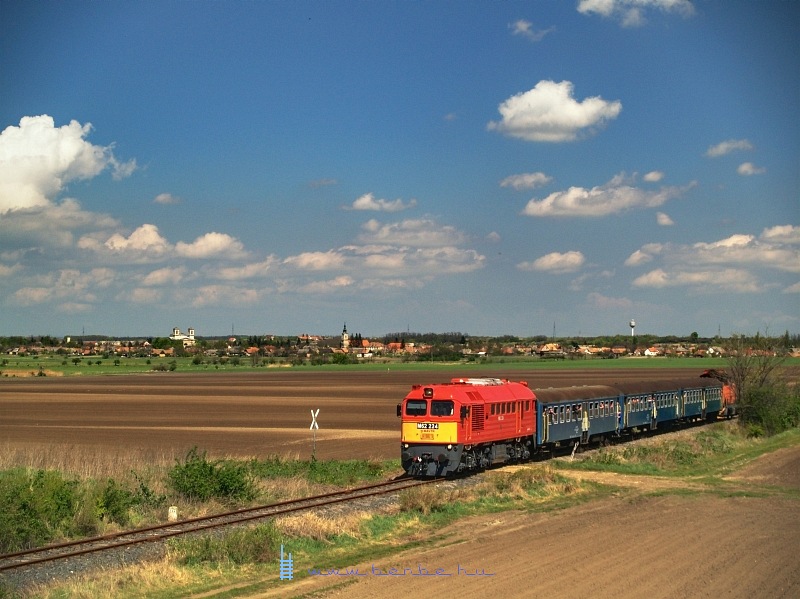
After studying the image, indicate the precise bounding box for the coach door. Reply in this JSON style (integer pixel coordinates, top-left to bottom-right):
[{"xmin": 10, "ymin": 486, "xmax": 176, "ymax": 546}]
[
  {"xmin": 581, "ymin": 404, "xmax": 590, "ymax": 444},
  {"xmin": 541, "ymin": 404, "xmax": 549, "ymax": 443}
]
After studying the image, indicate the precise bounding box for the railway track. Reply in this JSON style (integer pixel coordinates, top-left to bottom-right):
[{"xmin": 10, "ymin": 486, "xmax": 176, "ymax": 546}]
[{"xmin": 0, "ymin": 476, "xmax": 437, "ymax": 580}]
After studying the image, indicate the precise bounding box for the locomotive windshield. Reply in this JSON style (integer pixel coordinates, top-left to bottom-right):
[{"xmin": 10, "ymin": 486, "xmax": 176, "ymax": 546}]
[
  {"xmin": 431, "ymin": 400, "xmax": 454, "ymax": 416},
  {"xmin": 405, "ymin": 400, "xmax": 427, "ymax": 416}
]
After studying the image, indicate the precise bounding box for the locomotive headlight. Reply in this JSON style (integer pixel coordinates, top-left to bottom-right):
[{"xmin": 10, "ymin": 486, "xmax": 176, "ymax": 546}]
[
  {"xmin": 403, "ymin": 443, "xmax": 409, "ymax": 449},
  {"xmin": 447, "ymin": 444, "xmax": 453, "ymax": 450}
]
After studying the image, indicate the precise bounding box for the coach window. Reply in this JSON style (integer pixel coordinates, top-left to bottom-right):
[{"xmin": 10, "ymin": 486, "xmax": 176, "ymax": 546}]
[
  {"xmin": 431, "ymin": 400, "xmax": 454, "ymax": 416},
  {"xmin": 405, "ymin": 400, "xmax": 427, "ymax": 416}
]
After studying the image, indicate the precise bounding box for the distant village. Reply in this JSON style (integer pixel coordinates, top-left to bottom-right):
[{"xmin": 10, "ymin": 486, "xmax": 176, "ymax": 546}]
[{"xmin": 4, "ymin": 324, "xmax": 795, "ymax": 361}]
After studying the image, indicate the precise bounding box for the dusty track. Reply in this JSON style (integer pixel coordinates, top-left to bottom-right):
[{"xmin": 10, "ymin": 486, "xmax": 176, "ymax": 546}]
[
  {"xmin": 0, "ymin": 367, "xmax": 706, "ymax": 461},
  {"xmin": 251, "ymin": 444, "xmax": 800, "ymax": 599}
]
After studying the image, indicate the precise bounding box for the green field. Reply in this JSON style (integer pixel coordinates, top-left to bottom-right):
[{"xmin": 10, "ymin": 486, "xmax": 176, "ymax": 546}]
[{"xmin": 0, "ymin": 353, "xmax": 753, "ymax": 377}]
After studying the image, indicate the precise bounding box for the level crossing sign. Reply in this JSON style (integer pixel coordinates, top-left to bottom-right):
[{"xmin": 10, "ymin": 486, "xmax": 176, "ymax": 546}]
[{"xmin": 310, "ymin": 409, "xmax": 320, "ymax": 459}]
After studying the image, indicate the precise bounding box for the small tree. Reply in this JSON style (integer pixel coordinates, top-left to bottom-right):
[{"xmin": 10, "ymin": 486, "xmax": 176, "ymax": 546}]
[{"xmin": 725, "ymin": 331, "xmax": 798, "ymax": 435}]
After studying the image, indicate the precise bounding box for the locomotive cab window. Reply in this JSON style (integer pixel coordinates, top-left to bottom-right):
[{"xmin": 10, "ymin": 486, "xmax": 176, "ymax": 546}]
[
  {"xmin": 405, "ymin": 400, "xmax": 427, "ymax": 416},
  {"xmin": 431, "ymin": 400, "xmax": 454, "ymax": 416}
]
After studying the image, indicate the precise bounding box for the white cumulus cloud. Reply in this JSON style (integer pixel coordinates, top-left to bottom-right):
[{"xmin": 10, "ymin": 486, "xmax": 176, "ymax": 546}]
[
  {"xmin": 705, "ymin": 138, "xmax": 753, "ymax": 157},
  {"xmin": 0, "ymin": 115, "xmax": 136, "ymax": 214},
  {"xmin": 79, "ymin": 223, "xmax": 172, "ymax": 261},
  {"xmin": 348, "ymin": 192, "xmax": 416, "ymax": 212},
  {"xmin": 627, "ymin": 227, "xmax": 800, "ymax": 295},
  {"xmin": 737, "ymin": 162, "xmax": 766, "ymax": 176},
  {"xmin": 632, "ymin": 268, "xmax": 761, "ymax": 293},
  {"xmin": 487, "ymin": 80, "xmax": 622, "ymax": 142},
  {"xmin": 175, "ymin": 232, "xmax": 247, "ymax": 259},
  {"xmin": 517, "ymin": 251, "xmax": 585, "ymax": 273},
  {"xmin": 500, "ymin": 172, "xmax": 552, "ymax": 190},
  {"xmin": 358, "ymin": 218, "xmax": 466, "ymax": 247},
  {"xmin": 656, "ymin": 212, "xmax": 674, "ymax": 226},
  {"xmin": 105, "ymin": 224, "xmax": 171, "ymax": 254},
  {"xmin": 509, "ymin": 19, "xmax": 555, "ymax": 42},
  {"xmin": 578, "ymin": 0, "xmax": 695, "ymax": 27},
  {"xmin": 141, "ymin": 266, "xmax": 187, "ymax": 286},
  {"xmin": 643, "ymin": 171, "xmax": 664, "ymax": 182},
  {"xmin": 761, "ymin": 225, "xmax": 800, "ymax": 244},
  {"xmin": 154, "ymin": 193, "xmax": 181, "ymax": 205},
  {"xmin": 522, "ymin": 173, "xmax": 691, "ymax": 217},
  {"xmin": 209, "ymin": 258, "xmax": 279, "ymax": 281},
  {"xmin": 283, "ymin": 251, "xmax": 346, "ymax": 271}
]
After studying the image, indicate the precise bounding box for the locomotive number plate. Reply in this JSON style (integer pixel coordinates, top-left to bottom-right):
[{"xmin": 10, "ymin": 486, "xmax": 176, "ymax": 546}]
[{"xmin": 416, "ymin": 423, "xmax": 439, "ymax": 430}]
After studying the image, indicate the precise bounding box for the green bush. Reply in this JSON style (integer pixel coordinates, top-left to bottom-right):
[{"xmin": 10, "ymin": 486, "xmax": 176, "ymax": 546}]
[
  {"xmin": 0, "ymin": 469, "xmax": 78, "ymax": 552},
  {"xmin": 96, "ymin": 479, "xmax": 135, "ymax": 526},
  {"xmin": 132, "ymin": 471, "xmax": 167, "ymax": 509},
  {"xmin": 168, "ymin": 448, "xmax": 257, "ymax": 502},
  {"xmin": 739, "ymin": 381, "xmax": 800, "ymax": 436}
]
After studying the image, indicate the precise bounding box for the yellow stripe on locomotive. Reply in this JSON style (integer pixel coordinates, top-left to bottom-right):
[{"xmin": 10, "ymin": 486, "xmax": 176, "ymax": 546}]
[{"xmin": 401, "ymin": 421, "xmax": 458, "ymax": 444}]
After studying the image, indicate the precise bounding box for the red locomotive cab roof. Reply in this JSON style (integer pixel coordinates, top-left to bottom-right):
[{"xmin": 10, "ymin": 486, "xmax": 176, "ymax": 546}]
[{"xmin": 405, "ymin": 378, "xmax": 534, "ymax": 403}]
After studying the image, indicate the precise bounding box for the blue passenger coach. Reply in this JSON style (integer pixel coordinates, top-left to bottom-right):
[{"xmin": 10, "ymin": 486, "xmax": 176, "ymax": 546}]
[{"xmin": 532, "ymin": 377, "xmax": 723, "ymax": 451}]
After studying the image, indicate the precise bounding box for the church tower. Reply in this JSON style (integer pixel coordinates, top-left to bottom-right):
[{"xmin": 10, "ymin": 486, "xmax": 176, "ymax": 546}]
[{"xmin": 341, "ymin": 323, "xmax": 350, "ymax": 350}]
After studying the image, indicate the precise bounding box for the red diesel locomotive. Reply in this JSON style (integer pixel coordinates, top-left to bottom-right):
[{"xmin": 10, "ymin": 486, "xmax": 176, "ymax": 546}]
[{"xmin": 399, "ymin": 378, "xmax": 536, "ymax": 477}]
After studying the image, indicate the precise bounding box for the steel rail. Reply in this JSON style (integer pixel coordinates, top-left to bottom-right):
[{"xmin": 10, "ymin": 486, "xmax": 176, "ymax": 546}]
[{"xmin": 0, "ymin": 477, "xmax": 438, "ymax": 573}]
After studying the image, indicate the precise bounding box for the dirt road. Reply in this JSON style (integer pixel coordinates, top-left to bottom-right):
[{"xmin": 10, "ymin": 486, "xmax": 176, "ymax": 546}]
[{"xmin": 251, "ymin": 444, "xmax": 800, "ymax": 599}]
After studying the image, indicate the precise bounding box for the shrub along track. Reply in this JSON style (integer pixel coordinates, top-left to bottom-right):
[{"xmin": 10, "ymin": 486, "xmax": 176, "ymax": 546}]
[{"xmin": 0, "ymin": 477, "xmax": 438, "ymax": 590}]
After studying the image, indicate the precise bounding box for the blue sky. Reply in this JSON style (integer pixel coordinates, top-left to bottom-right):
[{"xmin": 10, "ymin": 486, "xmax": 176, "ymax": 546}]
[{"xmin": 1, "ymin": 0, "xmax": 798, "ymax": 339}]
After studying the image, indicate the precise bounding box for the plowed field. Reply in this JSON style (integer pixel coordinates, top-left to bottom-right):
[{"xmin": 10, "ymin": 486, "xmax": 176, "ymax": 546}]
[{"xmin": 0, "ymin": 367, "xmax": 709, "ymax": 461}]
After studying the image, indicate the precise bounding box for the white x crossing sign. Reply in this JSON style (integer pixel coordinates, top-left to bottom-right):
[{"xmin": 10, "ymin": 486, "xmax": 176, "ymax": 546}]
[{"xmin": 310, "ymin": 409, "xmax": 319, "ymax": 430}]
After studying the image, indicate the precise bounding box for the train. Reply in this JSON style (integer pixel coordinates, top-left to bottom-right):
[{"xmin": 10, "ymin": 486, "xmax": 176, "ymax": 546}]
[{"xmin": 398, "ymin": 375, "xmax": 733, "ymax": 477}]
